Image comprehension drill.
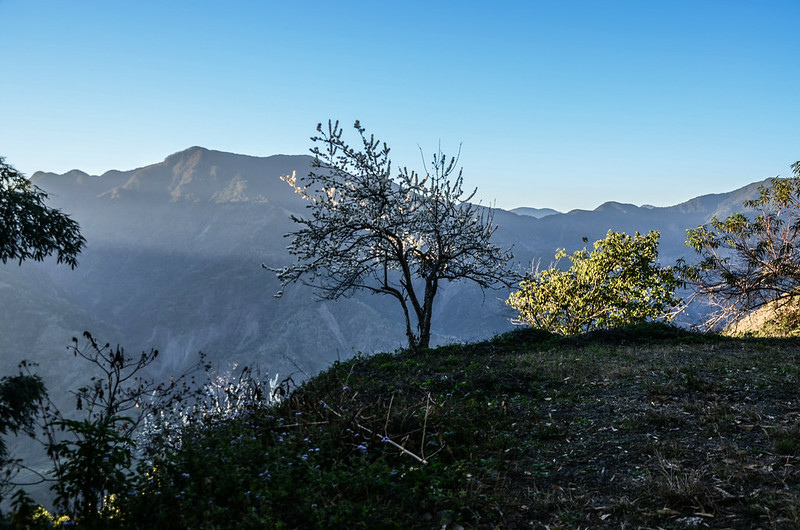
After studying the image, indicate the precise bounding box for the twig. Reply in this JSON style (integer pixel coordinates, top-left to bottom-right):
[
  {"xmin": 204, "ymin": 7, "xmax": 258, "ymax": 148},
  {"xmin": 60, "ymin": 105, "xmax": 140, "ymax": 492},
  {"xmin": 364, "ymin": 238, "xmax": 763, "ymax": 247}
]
[
  {"xmin": 321, "ymin": 400, "xmax": 428, "ymax": 465},
  {"xmin": 282, "ymin": 421, "xmax": 330, "ymax": 428},
  {"xmin": 384, "ymin": 394, "xmax": 395, "ymax": 435},
  {"xmin": 420, "ymin": 393, "xmax": 431, "ymax": 460}
]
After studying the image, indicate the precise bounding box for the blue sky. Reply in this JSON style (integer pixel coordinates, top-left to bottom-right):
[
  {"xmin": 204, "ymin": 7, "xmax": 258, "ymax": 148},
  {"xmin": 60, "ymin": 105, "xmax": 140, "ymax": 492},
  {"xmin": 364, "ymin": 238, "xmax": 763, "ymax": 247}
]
[{"xmin": 1, "ymin": 1, "xmax": 798, "ymax": 211}]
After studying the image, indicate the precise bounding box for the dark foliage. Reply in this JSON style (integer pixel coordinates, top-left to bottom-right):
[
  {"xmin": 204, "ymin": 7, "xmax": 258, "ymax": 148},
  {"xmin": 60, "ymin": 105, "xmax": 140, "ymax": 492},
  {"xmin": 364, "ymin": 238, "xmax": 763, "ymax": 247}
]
[
  {"xmin": 0, "ymin": 157, "xmax": 85, "ymax": 268},
  {"xmin": 0, "ymin": 373, "xmax": 46, "ymax": 459},
  {"xmin": 0, "ymin": 372, "xmax": 46, "ymax": 502}
]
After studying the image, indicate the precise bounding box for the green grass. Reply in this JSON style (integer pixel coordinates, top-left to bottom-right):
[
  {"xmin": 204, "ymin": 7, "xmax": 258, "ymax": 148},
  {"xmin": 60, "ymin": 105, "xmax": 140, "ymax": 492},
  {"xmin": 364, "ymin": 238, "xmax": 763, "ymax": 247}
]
[{"xmin": 115, "ymin": 323, "xmax": 800, "ymax": 529}]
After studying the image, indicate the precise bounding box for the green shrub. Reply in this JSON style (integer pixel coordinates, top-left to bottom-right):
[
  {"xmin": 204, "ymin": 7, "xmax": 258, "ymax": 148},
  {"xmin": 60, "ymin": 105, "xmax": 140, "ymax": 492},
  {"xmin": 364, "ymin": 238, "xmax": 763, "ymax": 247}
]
[{"xmin": 507, "ymin": 230, "xmax": 682, "ymax": 335}]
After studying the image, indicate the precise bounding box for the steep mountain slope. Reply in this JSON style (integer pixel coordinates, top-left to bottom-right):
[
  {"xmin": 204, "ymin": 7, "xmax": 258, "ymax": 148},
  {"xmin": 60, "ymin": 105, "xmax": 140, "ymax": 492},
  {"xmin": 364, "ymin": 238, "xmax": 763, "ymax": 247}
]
[
  {"xmin": 0, "ymin": 147, "xmax": 773, "ymax": 388},
  {"xmin": 4, "ymin": 148, "xmax": 512, "ymax": 386}
]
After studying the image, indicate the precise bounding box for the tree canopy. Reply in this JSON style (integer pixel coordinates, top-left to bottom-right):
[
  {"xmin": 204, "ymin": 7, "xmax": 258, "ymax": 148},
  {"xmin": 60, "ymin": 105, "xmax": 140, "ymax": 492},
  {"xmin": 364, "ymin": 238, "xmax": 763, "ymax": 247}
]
[
  {"xmin": 0, "ymin": 156, "xmax": 83, "ymax": 500},
  {"xmin": 0, "ymin": 157, "xmax": 85, "ymax": 268},
  {"xmin": 269, "ymin": 120, "xmax": 515, "ymax": 349},
  {"xmin": 507, "ymin": 230, "xmax": 682, "ymax": 335},
  {"xmin": 685, "ymin": 161, "xmax": 800, "ymax": 329}
]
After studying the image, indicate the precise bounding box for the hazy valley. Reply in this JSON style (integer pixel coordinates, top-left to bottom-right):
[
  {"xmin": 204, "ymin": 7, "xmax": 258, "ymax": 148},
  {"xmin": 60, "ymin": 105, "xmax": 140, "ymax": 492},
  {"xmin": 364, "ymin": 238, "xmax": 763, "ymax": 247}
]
[{"xmin": 0, "ymin": 146, "xmax": 771, "ymax": 386}]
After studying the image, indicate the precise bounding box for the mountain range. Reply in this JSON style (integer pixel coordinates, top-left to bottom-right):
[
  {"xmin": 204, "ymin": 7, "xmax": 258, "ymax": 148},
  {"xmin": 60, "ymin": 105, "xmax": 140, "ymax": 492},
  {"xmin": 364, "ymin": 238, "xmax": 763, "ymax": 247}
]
[{"xmin": 0, "ymin": 147, "xmax": 770, "ymax": 388}]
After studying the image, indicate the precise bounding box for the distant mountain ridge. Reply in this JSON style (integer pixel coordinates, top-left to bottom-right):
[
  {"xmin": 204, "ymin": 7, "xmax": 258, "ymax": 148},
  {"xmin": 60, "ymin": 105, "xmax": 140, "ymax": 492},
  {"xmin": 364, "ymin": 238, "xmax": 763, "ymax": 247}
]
[
  {"xmin": 33, "ymin": 147, "xmax": 310, "ymax": 205},
  {"xmin": 1, "ymin": 147, "xmax": 774, "ymax": 389},
  {"xmin": 510, "ymin": 207, "xmax": 561, "ymax": 218}
]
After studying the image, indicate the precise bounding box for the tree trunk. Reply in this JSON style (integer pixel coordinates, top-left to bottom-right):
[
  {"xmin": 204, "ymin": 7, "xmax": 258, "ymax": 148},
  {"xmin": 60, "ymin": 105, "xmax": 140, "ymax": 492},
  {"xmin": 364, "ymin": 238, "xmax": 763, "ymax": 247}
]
[{"xmin": 414, "ymin": 279, "xmax": 438, "ymax": 350}]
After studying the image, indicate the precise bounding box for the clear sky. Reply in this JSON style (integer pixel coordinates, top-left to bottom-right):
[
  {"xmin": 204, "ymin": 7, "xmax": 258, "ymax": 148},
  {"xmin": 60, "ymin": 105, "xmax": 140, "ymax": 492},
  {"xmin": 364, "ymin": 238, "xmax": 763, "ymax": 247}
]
[{"xmin": 1, "ymin": 1, "xmax": 798, "ymax": 212}]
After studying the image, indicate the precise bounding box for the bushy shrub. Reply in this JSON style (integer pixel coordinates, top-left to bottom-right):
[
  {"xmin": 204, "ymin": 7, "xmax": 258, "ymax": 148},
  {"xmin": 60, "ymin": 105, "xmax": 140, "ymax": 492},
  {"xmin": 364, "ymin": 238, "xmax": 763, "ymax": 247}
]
[{"xmin": 507, "ymin": 230, "xmax": 682, "ymax": 334}]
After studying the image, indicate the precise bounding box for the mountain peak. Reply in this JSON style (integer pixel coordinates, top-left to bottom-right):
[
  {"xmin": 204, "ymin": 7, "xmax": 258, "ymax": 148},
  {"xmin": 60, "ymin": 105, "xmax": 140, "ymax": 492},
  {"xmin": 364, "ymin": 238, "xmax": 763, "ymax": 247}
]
[
  {"xmin": 593, "ymin": 201, "xmax": 639, "ymax": 214},
  {"xmin": 59, "ymin": 148, "xmax": 313, "ymax": 205},
  {"xmin": 164, "ymin": 146, "xmax": 210, "ymax": 163}
]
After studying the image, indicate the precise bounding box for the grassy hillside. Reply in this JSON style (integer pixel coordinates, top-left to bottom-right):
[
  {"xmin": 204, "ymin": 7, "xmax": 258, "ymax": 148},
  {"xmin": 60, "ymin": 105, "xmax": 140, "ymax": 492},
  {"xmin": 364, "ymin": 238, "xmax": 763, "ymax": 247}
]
[
  {"xmin": 726, "ymin": 297, "xmax": 800, "ymax": 339},
  {"xmin": 108, "ymin": 325, "xmax": 800, "ymax": 528}
]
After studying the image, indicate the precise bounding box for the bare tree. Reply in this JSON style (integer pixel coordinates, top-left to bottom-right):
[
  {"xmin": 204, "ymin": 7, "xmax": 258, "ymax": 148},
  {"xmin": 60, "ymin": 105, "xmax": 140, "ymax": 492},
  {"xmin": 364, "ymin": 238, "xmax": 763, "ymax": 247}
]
[
  {"xmin": 685, "ymin": 160, "xmax": 800, "ymax": 329},
  {"xmin": 268, "ymin": 120, "xmax": 515, "ymax": 350}
]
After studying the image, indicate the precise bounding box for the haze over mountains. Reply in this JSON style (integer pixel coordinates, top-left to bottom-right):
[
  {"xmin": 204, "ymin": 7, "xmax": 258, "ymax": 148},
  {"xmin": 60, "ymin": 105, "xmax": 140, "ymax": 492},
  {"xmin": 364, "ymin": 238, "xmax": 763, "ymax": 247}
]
[
  {"xmin": 509, "ymin": 207, "xmax": 561, "ymax": 219},
  {"xmin": 0, "ymin": 147, "xmax": 770, "ymax": 387}
]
